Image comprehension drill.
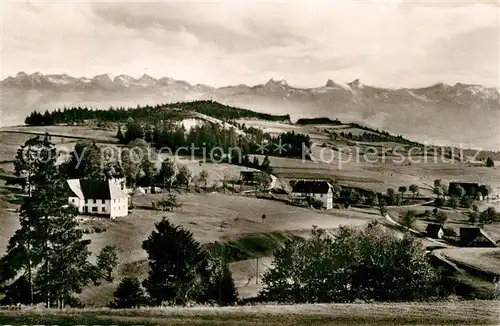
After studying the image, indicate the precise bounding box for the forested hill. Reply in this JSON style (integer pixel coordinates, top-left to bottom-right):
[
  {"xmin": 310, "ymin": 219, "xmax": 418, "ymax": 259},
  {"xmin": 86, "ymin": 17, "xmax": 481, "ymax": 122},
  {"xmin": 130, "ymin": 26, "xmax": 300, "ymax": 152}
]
[{"xmin": 24, "ymin": 100, "xmax": 291, "ymax": 126}]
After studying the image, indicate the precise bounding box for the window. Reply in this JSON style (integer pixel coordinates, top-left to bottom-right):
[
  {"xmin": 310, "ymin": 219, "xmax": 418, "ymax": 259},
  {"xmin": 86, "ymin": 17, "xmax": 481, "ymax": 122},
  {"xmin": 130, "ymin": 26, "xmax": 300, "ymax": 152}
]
[
  {"xmin": 71, "ymin": 198, "xmax": 75, "ymax": 203},
  {"xmin": 92, "ymin": 207, "xmax": 98, "ymax": 212},
  {"xmin": 114, "ymin": 199, "xmax": 116, "ymax": 203},
  {"xmin": 102, "ymin": 207, "xmax": 106, "ymax": 212},
  {"xmin": 320, "ymin": 194, "xmax": 323, "ymax": 198}
]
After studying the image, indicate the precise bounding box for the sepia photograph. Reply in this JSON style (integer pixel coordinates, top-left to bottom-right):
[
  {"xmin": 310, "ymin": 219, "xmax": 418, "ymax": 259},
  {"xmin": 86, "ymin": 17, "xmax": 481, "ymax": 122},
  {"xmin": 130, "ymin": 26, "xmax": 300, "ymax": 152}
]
[{"xmin": 0, "ymin": 0, "xmax": 499, "ymax": 325}]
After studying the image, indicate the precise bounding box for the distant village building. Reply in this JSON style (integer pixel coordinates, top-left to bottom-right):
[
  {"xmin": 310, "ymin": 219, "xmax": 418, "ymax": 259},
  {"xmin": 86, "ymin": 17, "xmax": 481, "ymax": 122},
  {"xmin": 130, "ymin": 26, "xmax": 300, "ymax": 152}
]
[
  {"xmin": 448, "ymin": 182, "xmax": 483, "ymax": 200},
  {"xmin": 425, "ymin": 223, "xmax": 444, "ymax": 239},
  {"xmin": 459, "ymin": 227, "xmax": 497, "ymax": 247},
  {"xmin": 67, "ymin": 178, "xmax": 128, "ymax": 218},
  {"xmin": 291, "ymin": 180, "xmax": 334, "ymax": 209}
]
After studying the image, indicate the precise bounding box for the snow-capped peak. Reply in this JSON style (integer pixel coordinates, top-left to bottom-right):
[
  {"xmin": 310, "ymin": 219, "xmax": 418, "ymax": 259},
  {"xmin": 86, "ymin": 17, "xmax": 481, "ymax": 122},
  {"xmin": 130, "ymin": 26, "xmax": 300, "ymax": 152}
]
[
  {"xmin": 266, "ymin": 78, "xmax": 288, "ymax": 87},
  {"xmin": 325, "ymin": 79, "xmax": 351, "ymax": 90},
  {"xmin": 348, "ymin": 78, "xmax": 363, "ymax": 88},
  {"xmin": 136, "ymin": 74, "xmax": 157, "ymax": 86}
]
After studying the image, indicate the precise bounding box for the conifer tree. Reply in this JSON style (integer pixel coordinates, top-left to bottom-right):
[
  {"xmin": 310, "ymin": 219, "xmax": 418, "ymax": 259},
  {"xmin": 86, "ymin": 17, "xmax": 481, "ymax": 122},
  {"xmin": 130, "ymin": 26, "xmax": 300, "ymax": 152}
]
[
  {"xmin": 1, "ymin": 135, "xmax": 107, "ymax": 307},
  {"xmin": 142, "ymin": 218, "xmax": 212, "ymax": 305}
]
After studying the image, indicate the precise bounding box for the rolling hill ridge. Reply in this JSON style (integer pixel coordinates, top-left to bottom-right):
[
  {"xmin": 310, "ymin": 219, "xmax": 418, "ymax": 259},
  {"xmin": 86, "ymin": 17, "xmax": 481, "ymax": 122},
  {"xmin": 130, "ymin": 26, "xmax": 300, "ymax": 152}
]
[{"xmin": 2, "ymin": 72, "xmax": 499, "ymax": 150}]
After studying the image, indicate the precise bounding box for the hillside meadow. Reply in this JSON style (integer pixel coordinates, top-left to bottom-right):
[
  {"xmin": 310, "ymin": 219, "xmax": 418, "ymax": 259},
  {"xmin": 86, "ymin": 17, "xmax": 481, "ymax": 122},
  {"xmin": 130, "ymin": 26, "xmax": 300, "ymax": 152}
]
[{"xmin": 1, "ymin": 301, "xmax": 499, "ymax": 325}]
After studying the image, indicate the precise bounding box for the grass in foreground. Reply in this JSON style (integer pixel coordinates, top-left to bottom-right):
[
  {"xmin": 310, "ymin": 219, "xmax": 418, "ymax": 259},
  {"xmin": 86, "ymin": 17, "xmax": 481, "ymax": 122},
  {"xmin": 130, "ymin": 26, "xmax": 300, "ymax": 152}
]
[{"xmin": 1, "ymin": 301, "xmax": 499, "ymax": 325}]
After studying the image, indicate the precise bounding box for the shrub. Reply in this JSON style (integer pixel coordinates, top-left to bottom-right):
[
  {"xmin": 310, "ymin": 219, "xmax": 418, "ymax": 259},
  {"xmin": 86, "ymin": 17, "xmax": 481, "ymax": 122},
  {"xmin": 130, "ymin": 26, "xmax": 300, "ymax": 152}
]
[
  {"xmin": 443, "ymin": 228, "xmax": 457, "ymax": 237},
  {"xmin": 399, "ymin": 210, "xmax": 417, "ymax": 229},
  {"xmin": 447, "ymin": 196, "xmax": 459, "ymax": 210},
  {"xmin": 479, "ymin": 207, "xmax": 500, "ymax": 224},
  {"xmin": 155, "ymin": 194, "xmax": 181, "ymax": 211},
  {"xmin": 308, "ymin": 197, "xmax": 325, "ymax": 209},
  {"xmin": 111, "ymin": 277, "xmax": 147, "ymax": 308},
  {"xmin": 460, "ymin": 196, "xmax": 473, "ymax": 209},
  {"xmin": 434, "ymin": 197, "xmax": 445, "ymax": 207},
  {"xmin": 260, "ymin": 225, "xmax": 440, "ymax": 303},
  {"xmin": 486, "ymin": 157, "xmax": 495, "ymax": 167},
  {"xmin": 142, "ymin": 218, "xmax": 213, "ymax": 305}
]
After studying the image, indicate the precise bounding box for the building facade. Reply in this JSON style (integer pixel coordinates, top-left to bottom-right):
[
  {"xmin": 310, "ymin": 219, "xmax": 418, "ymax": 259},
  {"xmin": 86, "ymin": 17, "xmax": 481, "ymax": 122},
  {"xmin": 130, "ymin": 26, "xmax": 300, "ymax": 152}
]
[
  {"xmin": 291, "ymin": 180, "xmax": 334, "ymax": 209},
  {"xmin": 67, "ymin": 178, "xmax": 128, "ymax": 218}
]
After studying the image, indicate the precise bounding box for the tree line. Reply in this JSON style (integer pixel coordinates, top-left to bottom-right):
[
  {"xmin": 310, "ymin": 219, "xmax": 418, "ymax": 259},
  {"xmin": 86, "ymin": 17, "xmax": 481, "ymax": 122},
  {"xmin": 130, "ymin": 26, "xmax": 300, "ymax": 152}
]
[
  {"xmin": 120, "ymin": 119, "xmax": 311, "ymax": 160},
  {"xmin": 24, "ymin": 101, "xmax": 290, "ymax": 126}
]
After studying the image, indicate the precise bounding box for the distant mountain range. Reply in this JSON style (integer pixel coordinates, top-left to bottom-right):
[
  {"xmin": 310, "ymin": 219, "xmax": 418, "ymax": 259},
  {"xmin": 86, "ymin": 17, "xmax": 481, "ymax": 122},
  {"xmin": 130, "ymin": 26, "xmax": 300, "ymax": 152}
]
[{"xmin": 2, "ymin": 72, "xmax": 499, "ymax": 150}]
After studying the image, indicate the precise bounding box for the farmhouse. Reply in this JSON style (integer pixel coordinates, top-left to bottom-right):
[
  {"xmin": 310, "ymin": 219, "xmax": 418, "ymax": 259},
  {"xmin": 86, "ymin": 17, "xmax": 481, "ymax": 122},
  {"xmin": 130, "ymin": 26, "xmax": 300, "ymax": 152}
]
[
  {"xmin": 67, "ymin": 178, "xmax": 128, "ymax": 218},
  {"xmin": 425, "ymin": 223, "xmax": 444, "ymax": 239},
  {"xmin": 448, "ymin": 182, "xmax": 483, "ymax": 200},
  {"xmin": 459, "ymin": 227, "xmax": 497, "ymax": 247},
  {"xmin": 291, "ymin": 180, "xmax": 334, "ymax": 209}
]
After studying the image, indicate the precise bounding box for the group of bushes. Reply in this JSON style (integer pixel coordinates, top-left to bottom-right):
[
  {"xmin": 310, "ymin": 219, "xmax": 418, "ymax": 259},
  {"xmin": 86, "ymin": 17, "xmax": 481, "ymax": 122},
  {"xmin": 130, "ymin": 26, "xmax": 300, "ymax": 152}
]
[{"xmin": 111, "ymin": 220, "xmax": 449, "ymax": 308}]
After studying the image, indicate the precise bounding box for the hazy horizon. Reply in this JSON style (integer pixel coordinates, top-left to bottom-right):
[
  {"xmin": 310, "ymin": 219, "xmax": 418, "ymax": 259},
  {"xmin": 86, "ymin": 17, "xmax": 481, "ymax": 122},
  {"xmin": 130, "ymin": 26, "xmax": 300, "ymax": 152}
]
[{"xmin": 2, "ymin": 1, "xmax": 498, "ymax": 89}]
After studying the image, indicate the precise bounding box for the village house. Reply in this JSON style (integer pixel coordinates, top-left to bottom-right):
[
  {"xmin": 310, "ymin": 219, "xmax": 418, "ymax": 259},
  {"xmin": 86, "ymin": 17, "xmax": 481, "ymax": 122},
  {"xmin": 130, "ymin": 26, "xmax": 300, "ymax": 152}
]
[
  {"xmin": 291, "ymin": 180, "xmax": 334, "ymax": 209},
  {"xmin": 425, "ymin": 223, "xmax": 444, "ymax": 239},
  {"xmin": 448, "ymin": 182, "xmax": 483, "ymax": 200},
  {"xmin": 459, "ymin": 227, "xmax": 497, "ymax": 247},
  {"xmin": 67, "ymin": 178, "xmax": 129, "ymax": 218}
]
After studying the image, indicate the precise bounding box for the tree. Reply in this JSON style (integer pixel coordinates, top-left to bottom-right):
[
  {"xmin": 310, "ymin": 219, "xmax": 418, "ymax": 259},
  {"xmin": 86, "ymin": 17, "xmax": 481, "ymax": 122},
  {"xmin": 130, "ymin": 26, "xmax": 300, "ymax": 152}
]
[
  {"xmin": 451, "ymin": 185, "xmax": 465, "ymax": 198},
  {"xmin": 460, "ymin": 196, "xmax": 472, "ymax": 209},
  {"xmin": 199, "ymin": 170, "xmax": 210, "ymax": 191},
  {"xmin": 478, "ymin": 185, "xmax": 490, "ymax": 201},
  {"xmin": 486, "ymin": 157, "xmax": 495, "ymax": 167},
  {"xmin": 64, "ymin": 141, "xmax": 103, "ymax": 180},
  {"xmin": 468, "ymin": 211, "xmax": 479, "ymax": 224},
  {"xmin": 378, "ymin": 198, "xmax": 388, "ymax": 216},
  {"xmin": 398, "ymin": 210, "xmax": 417, "ymax": 229},
  {"xmin": 433, "ymin": 179, "xmax": 445, "ymax": 198},
  {"xmin": 386, "ymin": 188, "xmax": 397, "ymax": 205},
  {"xmin": 260, "ymin": 225, "xmax": 440, "ymax": 303},
  {"xmin": 139, "ymin": 156, "xmax": 157, "ymax": 191},
  {"xmin": 479, "ymin": 207, "xmax": 500, "ymax": 224},
  {"xmin": 447, "ymin": 196, "xmax": 459, "ymax": 210},
  {"xmin": 96, "ymin": 245, "xmax": 119, "ymax": 282},
  {"xmin": 142, "ymin": 218, "xmax": 212, "ymax": 305},
  {"xmin": 434, "ymin": 210, "xmax": 448, "ymax": 225},
  {"xmin": 111, "ymin": 277, "xmax": 146, "ymax": 308},
  {"xmin": 116, "ymin": 126, "xmax": 125, "ymax": 143},
  {"xmin": 205, "ymin": 248, "xmax": 238, "ymax": 306},
  {"xmin": 261, "ymin": 155, "xmax": 272, "ymax": 174},
  {"xmin": 409, "ymin": 184, "xmax": 419, "ymax": 198},
  {"xmin": 175, "ymin": 165, "xmax": 192, "ymax": 190},
  {"xmin": 365, "ymin": 192, "xmax": 378, "ymax": 208},
  {"xmin": 398, "ymin": 186, "xmax": 407, "ymax": 198},
  {"xmin": 1, "ymin": 136, "xmax": 107, "ymax": 307},
  {"xmin": 159, "ymin": 159, "xmax": 177, "ymax": 191},
  {"xmin": 13, "ymin": 135, "xmax": 45, "ymax": 195},
  {"xmin": 251, "ymin": 156, "xmax": 260, "ymax": 169},
  {"xmin": 221, "ymin": 170, "xmax": 233, "ymax": 194},
  {"xmin": 156, "ymin": 194, "xmax": 182, "ymax": 211},
  {"xmin": 124, "ymin": 119, "xmax": 145, "ymax": 142}
]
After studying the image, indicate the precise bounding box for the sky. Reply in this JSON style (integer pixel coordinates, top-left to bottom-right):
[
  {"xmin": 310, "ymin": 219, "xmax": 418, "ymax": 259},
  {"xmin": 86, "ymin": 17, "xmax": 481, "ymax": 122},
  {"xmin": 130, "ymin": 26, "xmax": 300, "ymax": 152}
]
[{"xmin": 1, "ymin": 0, "xmax": 499, "ymax": 88}]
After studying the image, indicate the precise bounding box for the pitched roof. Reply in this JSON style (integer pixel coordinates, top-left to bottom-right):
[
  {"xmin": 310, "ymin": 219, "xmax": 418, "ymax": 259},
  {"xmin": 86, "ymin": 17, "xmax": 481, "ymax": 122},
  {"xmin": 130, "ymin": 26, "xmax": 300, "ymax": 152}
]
[
  {"xmin": 67, "ymin": 179, "xmax": 84, "ymax": 199},
  {"xmin": 459, "ymin": 227, "xmax": 497, "ymax": 247},
  {"xmin": 425, "ymin": 223, "xmax": 443, "ymax": 236},
  {"xmin": 448, "ymin": 182, "xmax": 479, "ymax": 196},
  {"xmin": 292, "ymin": 180, "xmax": 332, "ymax": 194},
  {"xmin": 67, "ymin": 178, "xmax": 127, "ymax": 200}
]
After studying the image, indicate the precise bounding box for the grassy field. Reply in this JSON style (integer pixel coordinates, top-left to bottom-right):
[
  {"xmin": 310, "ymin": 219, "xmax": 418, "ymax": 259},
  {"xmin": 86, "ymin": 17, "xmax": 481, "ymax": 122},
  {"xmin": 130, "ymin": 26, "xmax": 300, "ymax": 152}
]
[
  {"xmin": 1, "ymin": 122, "xmax": 500, "ymax": 311},
  {"xmin": 77, "ymin": 192, "xmax": 377, "ymax": 305},
  {"xmin": 1, "ymin": 301, "xmax": 499, "ymax": 325}
]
